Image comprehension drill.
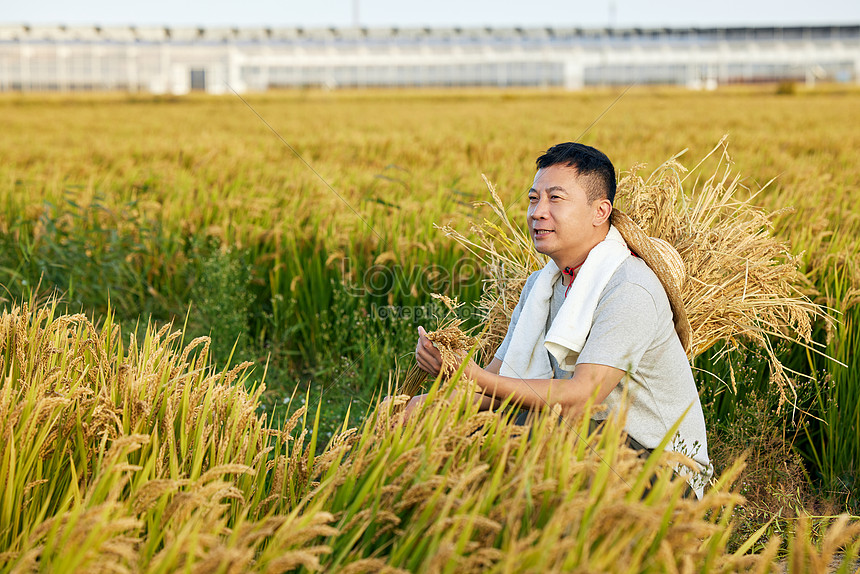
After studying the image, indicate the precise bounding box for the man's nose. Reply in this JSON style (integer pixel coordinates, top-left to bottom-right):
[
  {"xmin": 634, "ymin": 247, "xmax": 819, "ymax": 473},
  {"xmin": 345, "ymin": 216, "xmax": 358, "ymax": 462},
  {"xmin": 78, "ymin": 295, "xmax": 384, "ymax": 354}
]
[{"xmin": 530, "ymin": 196, "xmax": 549, "ymax": 219}]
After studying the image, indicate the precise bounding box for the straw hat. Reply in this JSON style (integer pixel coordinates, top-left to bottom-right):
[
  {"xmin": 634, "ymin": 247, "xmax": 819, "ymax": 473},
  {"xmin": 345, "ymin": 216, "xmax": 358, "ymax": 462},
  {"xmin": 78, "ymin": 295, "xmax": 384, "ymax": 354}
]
[{"xmin": 611, "ymin": 209, "xmax": 692, "ymax": 354}]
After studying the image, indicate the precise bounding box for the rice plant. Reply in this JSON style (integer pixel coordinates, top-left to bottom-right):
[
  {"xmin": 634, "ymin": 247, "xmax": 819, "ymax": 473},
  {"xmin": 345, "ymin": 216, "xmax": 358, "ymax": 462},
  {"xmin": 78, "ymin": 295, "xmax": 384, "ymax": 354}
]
[
  {"xmin": 0, "ymin": 298, "xmax": 857, "ymax": 571},
  {"xmin": 0, "ymin": 87, "xmax": 859, "ymax": 555}
]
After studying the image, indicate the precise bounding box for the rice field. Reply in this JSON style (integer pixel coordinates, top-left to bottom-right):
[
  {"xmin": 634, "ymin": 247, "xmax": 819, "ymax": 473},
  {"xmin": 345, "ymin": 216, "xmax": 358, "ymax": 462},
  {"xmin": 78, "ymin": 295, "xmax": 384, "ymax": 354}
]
[{"xmin": 0, "ymin": 84, "xmax": 859, "ymax": 570}]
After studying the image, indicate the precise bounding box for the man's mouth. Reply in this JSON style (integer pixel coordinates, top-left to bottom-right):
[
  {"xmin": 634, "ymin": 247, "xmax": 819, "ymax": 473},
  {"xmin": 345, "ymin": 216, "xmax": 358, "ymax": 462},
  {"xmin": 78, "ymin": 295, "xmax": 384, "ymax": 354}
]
[{"xmin": 534, "ymin": 230, "xmax": 554, "ymax": 236}]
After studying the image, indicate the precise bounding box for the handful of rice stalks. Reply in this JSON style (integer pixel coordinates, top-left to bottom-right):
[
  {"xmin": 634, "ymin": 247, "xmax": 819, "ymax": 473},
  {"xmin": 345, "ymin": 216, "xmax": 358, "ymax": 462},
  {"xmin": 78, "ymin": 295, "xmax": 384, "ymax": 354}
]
[
  {"xmin": 433, "ymin": 137, "xmax": 829, "ymax": 408},
  {"xmin": 395, "ymin": 294, "xmax": 479, "ymax": 397}
]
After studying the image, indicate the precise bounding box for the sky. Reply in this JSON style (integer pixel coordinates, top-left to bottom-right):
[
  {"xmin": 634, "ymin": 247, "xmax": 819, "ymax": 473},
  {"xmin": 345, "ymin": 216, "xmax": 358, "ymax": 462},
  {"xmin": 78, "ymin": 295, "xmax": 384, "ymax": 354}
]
[{"xmin": 4, "ymin": 0, "xmax": 860, "ymax": 29}]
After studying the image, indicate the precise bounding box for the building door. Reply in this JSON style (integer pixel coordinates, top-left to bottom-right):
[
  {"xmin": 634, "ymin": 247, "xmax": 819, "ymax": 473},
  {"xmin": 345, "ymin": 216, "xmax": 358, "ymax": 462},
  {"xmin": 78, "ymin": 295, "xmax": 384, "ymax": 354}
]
[{"xmin": 190, "ymin": 68, "xmax": 206, "ymax": 91}]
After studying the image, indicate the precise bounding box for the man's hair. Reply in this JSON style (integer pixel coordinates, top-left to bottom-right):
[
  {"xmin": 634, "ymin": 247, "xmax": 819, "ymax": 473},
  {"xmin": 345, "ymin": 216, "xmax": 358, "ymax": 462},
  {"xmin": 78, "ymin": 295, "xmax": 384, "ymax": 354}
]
[{"xmin": 535, "ymin": 142, "xmax": 616, "ymax": 205}]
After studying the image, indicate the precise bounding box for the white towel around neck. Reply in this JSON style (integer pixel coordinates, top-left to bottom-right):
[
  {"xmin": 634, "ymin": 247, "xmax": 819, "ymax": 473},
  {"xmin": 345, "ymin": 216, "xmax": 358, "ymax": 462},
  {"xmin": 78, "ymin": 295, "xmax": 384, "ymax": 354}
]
[{"xmin": 498, "ymin": 225, "xmax": 631, "ymax": 380}]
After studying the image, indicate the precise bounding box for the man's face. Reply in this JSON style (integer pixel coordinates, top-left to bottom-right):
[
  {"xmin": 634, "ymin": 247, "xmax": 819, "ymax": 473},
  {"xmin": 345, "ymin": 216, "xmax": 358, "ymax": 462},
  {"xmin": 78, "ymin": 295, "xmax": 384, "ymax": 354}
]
[{"xmin": 527, "ymin": 164, "xmax": 605, "ymax": 266}]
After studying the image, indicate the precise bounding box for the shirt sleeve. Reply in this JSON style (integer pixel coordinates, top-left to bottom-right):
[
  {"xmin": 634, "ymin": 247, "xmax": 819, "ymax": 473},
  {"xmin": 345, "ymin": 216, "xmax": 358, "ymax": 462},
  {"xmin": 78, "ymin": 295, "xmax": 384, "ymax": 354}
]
[{"xmin": 575, "ymin": 280, "xmax": 659, "ymax": 375}]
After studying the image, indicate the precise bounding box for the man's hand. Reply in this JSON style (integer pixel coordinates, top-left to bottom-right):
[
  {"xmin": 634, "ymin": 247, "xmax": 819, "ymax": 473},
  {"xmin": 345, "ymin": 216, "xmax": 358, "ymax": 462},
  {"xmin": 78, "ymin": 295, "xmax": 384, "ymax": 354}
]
[
  {"xmin": 415, "ymin": 326, "xmax": 442, "ymax": 376},
  {"xmin": 403, "ymin": 393, "xmax": 427, "ymax": 420},
  {"xmin": 416, "ymin": 325, "xmax": 485, "ymax": 380}
]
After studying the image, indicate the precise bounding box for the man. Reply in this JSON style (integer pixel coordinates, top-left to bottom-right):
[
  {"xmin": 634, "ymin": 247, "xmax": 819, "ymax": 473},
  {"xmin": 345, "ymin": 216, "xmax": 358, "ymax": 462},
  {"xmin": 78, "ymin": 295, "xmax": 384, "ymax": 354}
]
[{"xmin": 414, "ymin": 142, "xmax": 710, "ymax": 497}]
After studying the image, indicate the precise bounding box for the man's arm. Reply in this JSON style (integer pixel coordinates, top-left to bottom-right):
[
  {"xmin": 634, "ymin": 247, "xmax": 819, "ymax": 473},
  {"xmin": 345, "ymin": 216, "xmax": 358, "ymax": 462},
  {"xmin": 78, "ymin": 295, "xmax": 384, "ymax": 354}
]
[
  {"xmin": 465, "ymin": 360, "xmax": 625, "ymax": 414},
  {"xmin": 472, "ymin": 277, "xmax": 661, "ymax": 414},
  {"xmin": 417, "ymin": 323, "xmax": 623, "ymax": 414},
  {"xmin": 473, "ymin": 357, "xmax": 504, "ymax": 409}
]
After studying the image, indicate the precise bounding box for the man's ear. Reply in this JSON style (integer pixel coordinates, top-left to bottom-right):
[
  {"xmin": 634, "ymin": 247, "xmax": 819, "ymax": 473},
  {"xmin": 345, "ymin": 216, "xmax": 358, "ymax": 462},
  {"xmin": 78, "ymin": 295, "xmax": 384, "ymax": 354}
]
[{"xmin": 592, "ymin": 199, "xmax": 612, "ymax": 227}]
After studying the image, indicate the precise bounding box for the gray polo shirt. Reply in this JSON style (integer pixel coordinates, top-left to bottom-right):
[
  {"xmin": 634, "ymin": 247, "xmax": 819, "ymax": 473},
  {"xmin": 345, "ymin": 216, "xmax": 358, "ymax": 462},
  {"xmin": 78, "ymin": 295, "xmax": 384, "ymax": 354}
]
[{"xmin": 495, "ymin": 257, "xmax": 711, "ymax": 495}]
